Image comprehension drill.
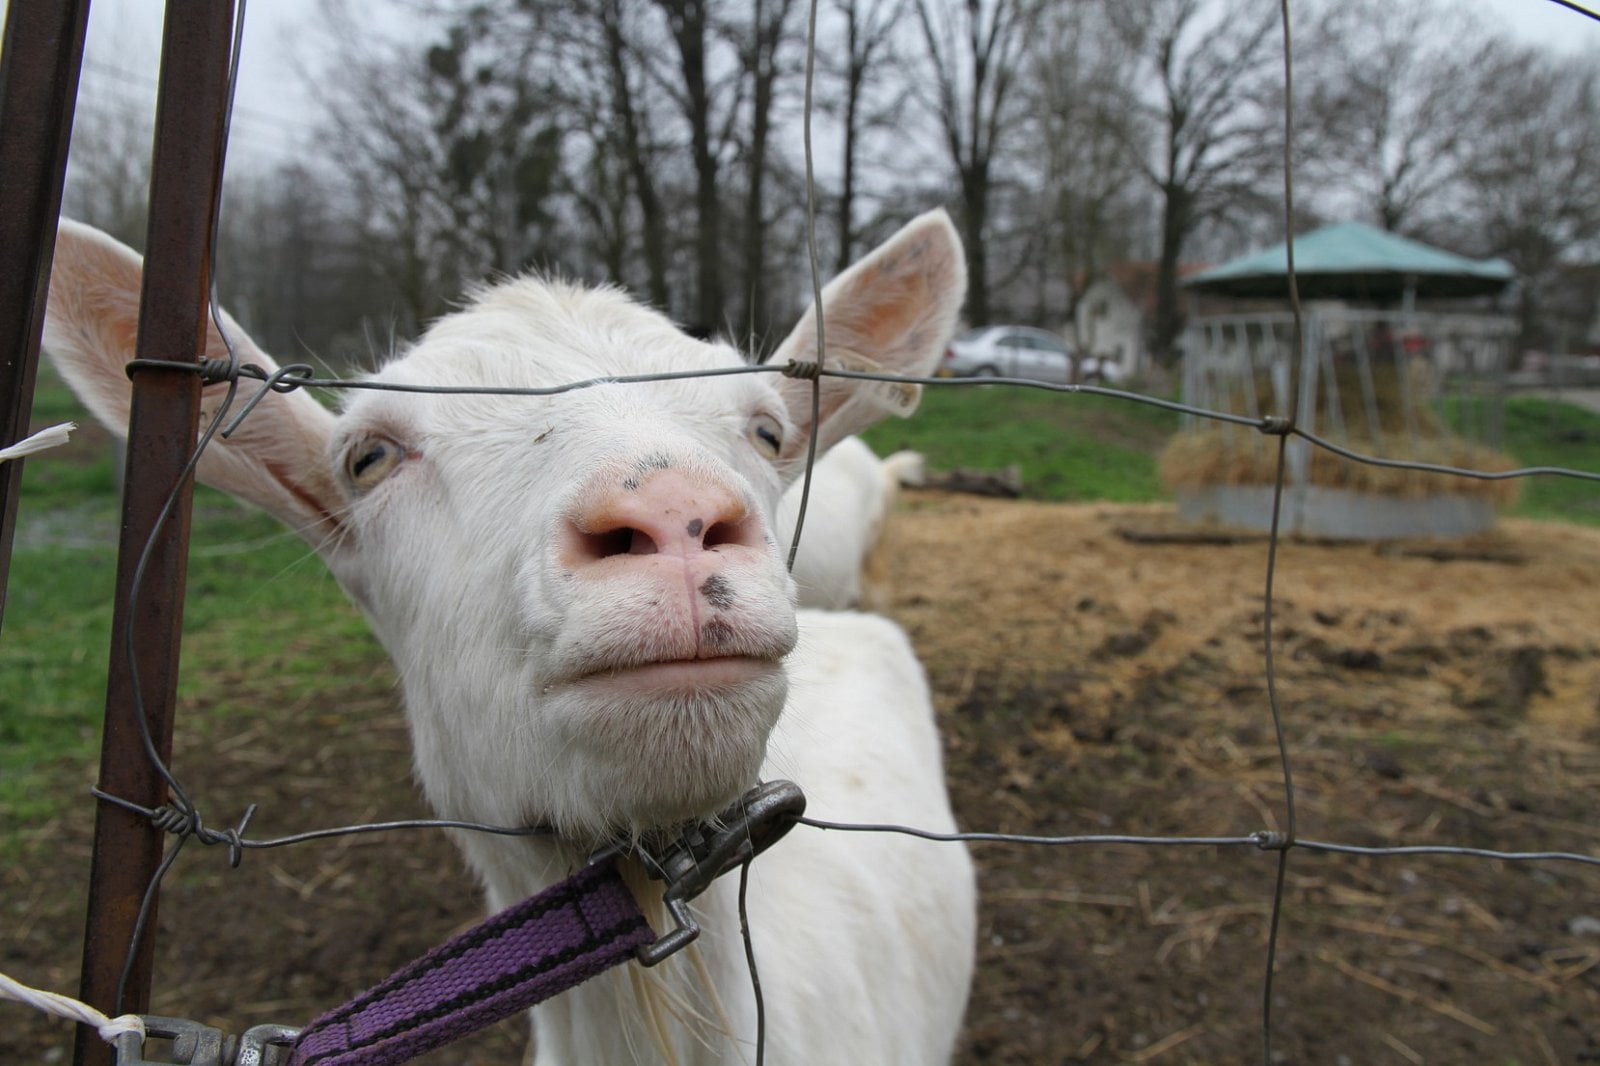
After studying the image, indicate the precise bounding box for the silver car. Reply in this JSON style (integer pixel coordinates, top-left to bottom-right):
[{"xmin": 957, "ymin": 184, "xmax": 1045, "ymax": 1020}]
[{"xmin": 938, "ymin": 325, "xmax": 1121, "ymax": 383}]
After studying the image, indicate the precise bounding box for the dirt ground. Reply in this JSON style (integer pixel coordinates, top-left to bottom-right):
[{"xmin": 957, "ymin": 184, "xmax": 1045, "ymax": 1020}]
[{"xmin": 5, "ymin": 492, "xmax": 1600, "ymax": 1064}]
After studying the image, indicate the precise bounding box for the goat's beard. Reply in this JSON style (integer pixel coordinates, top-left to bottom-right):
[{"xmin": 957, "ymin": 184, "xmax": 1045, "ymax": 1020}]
[{"xmin": 536, "ymin": 662, "xmax": 789, "ymax": 843}]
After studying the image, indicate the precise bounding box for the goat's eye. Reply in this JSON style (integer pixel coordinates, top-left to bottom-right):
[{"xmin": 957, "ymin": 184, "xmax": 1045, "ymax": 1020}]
[
  {"xmin": 748, "ymin": 414, "xmax": 783, "ymax": 458},
  {"xmin": 345, "ymin": 436, "xmax": 404, "ymax": 489}
]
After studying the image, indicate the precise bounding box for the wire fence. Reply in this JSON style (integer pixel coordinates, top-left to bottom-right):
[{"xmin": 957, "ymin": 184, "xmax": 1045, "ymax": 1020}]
[
  {"xmin": 88, "ymin": 362, "xmax": 1600, "ymax": 1061},
  {"xmin": 4, "ymin": 0, "xmax": 1600, "ymax": 1064}
]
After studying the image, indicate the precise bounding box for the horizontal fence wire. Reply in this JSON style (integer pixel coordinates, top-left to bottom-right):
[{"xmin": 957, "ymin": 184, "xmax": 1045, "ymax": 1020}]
[
  {"xmin": 94, "ymin": 358, "xmax": 1600, "ymax": 873},
  {"xmin": 12, "ymin": 0, "xmax": 1600, "ymax": 1063}
]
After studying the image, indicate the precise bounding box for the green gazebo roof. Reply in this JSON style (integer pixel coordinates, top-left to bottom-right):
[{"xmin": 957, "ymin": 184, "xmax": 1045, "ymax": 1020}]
[{"xmin": 1183, "ymin": 221, "xmax": 1513, "ymax": 301}]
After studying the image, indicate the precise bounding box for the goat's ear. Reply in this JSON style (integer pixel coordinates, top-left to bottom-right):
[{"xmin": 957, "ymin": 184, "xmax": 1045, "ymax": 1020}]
[
  {"xmin": 43, "ymin": 219, "xmax": 348, "ymax": 547},
  {"xmin": 769, "ymin": 209, "xmax": 966, "ymax": 464}
]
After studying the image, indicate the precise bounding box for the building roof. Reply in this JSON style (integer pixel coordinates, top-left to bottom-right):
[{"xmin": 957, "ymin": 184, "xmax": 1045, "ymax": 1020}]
[{"xmin": 1183, "ymin": 221, "xmax": 1514, "ymax": 301}]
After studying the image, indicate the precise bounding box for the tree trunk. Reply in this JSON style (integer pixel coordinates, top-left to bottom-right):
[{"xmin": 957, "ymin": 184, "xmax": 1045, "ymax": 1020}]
[
  {"xmin": 835, "ymin": 6, "xmax": 864, "ymax": 274},
  {"xmin": 961, "ymin": 163, "xmax": 991, "ymax": 325},
  {"xmin": 601, "ymin": 0, "xmax": 669, "ymax": 309},
  {"xmin": 656, "ymin": 0, "xmax": 723, "ymax": 332},
  {"xmin": 741, "ymin": 0, "xmax": 792, "ymax": 344},
  {"xmin": 1151, "ymin": 183, "xmax": 1189, "ymax": 364}
]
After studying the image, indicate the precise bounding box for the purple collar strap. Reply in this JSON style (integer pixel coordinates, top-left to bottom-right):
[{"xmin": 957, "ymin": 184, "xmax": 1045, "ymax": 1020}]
[
  {"xmin": 279, "ymin": 780, "xmax": 805, "ymax": 1066},
  {"xmin": 286, "ymin": 857, "xmax": 652, "ymax": 1066}
]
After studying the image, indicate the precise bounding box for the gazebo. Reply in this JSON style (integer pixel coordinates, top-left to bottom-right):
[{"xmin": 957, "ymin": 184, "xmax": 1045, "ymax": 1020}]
[
  {"xmin": 1184, "ymin": 221, "xmax": 1513, "ymax": 307},
  {"xmin": 1166, "ymin": 223, "xmax": 1519, "ymax": 539}
]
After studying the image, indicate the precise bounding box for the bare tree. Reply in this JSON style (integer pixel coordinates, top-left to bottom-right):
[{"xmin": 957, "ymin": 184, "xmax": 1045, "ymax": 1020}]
[
  {"xmin": 1296, "ymin": 0, "xmax": 1516, "ymax": 234},
  {"xmin": 215, "ymin": 163, "xmax": 397, "ymax": 368},
  {"xmin": 597, "ymin": 0, "xmax": 672, "ymax": 307},
  {"xmin": 61, "ymin": 94, "xmax": 153, "ymax": 251},
  {"xmin": 650, "ymin": 0, "xmax": 730, "ymax": 333},
  {"xmin": 827, "ymin": 0, "xmax": 908, "ymax": 272},
  {"xmin": 284, "ymin": 0, "xmax": 1598, "ymax": 365},
  {"xmin": 415, "ymin": 8, "xmax": 567, "ymax": 277},
  {"xmin": 732, "ymin": 0, "xmax": 802, "ymax": 343},
  {"xmin": 313, "ymin": 2, "xmax": 568, "ymax": 331},
  {"xmin": 1028, "ymin": 2, "xmax": 1148, "ymax": 329},
  {"xmin": 913, "ymin": 0, "xmax": 1041, "ymax": 326},
  {"xmin": 1108, "ymin": 0, "xmax": 1280, "ymax": 362},
  {"xmin": 1450, "ymin": 55, "xmax": 1600, "ymax": 351},
  {"xmin": 316, "ymin": 34, "xmax": 461, "ymax": 330},
  {"xmin": 517, "ymin": 0, "xmax": 659, "ymax": 298}
]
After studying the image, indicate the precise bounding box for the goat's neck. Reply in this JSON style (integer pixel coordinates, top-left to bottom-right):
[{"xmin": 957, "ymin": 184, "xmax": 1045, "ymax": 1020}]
[
  {"xmin": 530, "ymin": 895, "xmax": 753, "ymax": 1066},
  {"xmin": 465, "ymin": 835, "xmax": 754, "ymax": 1064}
]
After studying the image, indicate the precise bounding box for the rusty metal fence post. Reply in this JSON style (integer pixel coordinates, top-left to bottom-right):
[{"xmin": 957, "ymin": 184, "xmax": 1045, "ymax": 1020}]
[
  {"xmin": 0, "ymin": 0, "xmax": 89, "ymax": 637},
  {"xmin": 71, "ymin": 4, "xmax": 238, "ymax": 1065}
]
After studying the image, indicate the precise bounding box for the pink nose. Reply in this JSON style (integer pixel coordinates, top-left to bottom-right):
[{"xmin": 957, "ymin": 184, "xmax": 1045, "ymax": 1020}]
[{"xmin": 564, "ymin": 466, "xmax": 767, "ymax": 568}]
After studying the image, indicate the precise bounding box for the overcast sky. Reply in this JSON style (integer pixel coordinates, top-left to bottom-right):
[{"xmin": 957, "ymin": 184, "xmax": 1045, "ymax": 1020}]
[
  {"xmin": 2, "ymin": 0, "xmax": 1596, "ymax": 174},
  {"xmin": 1477, "ymin": 0, "xmax": 1600, "ymax": 48}
]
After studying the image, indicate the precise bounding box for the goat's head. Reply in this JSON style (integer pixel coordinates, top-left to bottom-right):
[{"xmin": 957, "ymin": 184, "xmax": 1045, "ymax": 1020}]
[{"xmin": 42, "ymin": 211, "xmax": 966, "ymax": 843}]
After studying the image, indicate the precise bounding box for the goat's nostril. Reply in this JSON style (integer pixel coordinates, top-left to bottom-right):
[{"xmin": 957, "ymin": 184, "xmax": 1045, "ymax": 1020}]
[
  {"xmin": 567, "ymin": 468, "xmax": 762, "ymax": 566},
  {"xmin": 703, "ymin": 518, "xmax": 757, "ymax": 551},
  {"xmin": 584, "ymin": 527, "xmax": 658, "ymax": 559}
]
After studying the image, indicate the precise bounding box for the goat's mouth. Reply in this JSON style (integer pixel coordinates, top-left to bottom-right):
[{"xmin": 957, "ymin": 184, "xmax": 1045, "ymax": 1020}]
[
  {"xmin": 572, "ymin": 654, "xmax": 781, "ymax": 694},
  {"xmin": 540, "ymin": 645, "xmax": 791, "ymax": 836},
  {"xmin": 552, "ymin": 611, "xmax": 798, "ymax": 692}
]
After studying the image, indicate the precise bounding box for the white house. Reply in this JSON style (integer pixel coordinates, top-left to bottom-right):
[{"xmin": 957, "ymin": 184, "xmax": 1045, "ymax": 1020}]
[
  {"xmin": 1072, "ymin": 273, "xmax": 1147, "ymax": 381},
  {"xmin": 1070, "ymin": 262, "xmax": 1208, "ymax": 382}
]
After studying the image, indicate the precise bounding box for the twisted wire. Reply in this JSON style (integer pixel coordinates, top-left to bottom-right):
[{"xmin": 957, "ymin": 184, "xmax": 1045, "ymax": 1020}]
[
  {"xmin": 108, "ymin": 356, "xmax": 1600, "ymax": 484},
  {"xmin": 796, "ymin": 818, "xmax": 1600, "ymax": 868}
]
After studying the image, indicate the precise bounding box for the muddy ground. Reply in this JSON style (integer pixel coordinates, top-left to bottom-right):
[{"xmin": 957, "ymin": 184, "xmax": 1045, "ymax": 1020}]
[{"xmin": 5, "ymin": 493, "xmax": 1600, "ymax": 1064}]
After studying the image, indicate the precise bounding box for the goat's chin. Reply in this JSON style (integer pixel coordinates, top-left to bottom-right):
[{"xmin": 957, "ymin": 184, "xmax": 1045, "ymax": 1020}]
[{"xmin": 539, "ymin": 662, "xmax": 788, "ymax": 840}]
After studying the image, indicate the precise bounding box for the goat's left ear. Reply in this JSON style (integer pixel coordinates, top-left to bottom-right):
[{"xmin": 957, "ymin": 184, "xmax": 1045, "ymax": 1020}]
[
  {"xmin": 43, "ymin": 220, "xmax": 347, "ymax": 548},
  {"xmin": 769, "ymin": 209, "xmax": 966, "ymax": 465}
]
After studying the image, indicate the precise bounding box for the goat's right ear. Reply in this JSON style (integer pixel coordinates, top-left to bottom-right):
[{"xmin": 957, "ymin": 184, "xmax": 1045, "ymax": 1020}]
[
  {"xmin": 768, "ymin": 209, "xmax": 966, "ymax": 467},
  {"xmin": 44, "ymin": 220, "xmax": 348, "ymax": 547}
]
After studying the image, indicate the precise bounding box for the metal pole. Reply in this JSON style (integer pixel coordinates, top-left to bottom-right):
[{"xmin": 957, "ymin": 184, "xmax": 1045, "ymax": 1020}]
[
  {"xmin": 73, "ymin": 3, "xmax": 236, "ymax": 1064},
  {"xmin": 0, "ymin": 0, "xmax": 90, "ymax": 637}
]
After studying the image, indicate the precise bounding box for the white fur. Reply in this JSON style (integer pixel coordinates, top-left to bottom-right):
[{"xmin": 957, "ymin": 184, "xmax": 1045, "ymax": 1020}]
[
  {"xmin": 776, "ymin": 437, "xmax": 925, "ymax": 610},
  {"xmin": 43, "ymin": 212, "xmax": 976, "ymax": 1065}
]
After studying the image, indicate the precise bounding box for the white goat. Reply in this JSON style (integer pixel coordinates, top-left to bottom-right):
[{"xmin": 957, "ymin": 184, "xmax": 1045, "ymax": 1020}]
[
  {"xmin": 775, "ymin": 436, "xmax": 924, "ymax": 610},
  {"xmin": 43, "ymin": 212, "xmax": 977, "ymax": 1065}
]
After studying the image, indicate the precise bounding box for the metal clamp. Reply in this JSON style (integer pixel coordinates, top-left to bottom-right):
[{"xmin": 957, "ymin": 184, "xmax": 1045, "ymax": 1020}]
[
  {"xmin": 234, "ymin": 1026, "xmax": 300, "ymax": 1066},
  {"xmin": 113, "ymin": 1015, "xmax": 299, "ymax": 1066},
  {"xmin": 627, "ymin": 779, "xmax": 806, "ymax": 966}
]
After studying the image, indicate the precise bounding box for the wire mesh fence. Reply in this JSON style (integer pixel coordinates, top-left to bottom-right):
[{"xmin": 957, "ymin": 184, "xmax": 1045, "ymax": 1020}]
[{"xmin": 3, "ymin": 0, "xmax": 1600, "ymax": 1064}]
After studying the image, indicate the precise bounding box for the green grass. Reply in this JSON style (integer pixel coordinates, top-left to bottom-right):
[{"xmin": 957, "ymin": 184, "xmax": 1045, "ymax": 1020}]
[
  {"xmin": 1492, "ymin": 397, "xmax": 1600, "ymax": 525},
  {"xmin": 864, "ymin": 384, "xmax": 1600, "ymax": 523},
  {"xmin": 862, "ymin": 383, "xmax": 1180, "ymax": 502},
  {"xmin": 0, "ymin": 494, "xmax": 380, "ymax": 828},
  {"xmin": 1431, "ymin": 393, "xmax": 1600, "ymax": 524},
  {"xmin": 0, "ymin": 368, "xmax": 383, "ymax": 832}
]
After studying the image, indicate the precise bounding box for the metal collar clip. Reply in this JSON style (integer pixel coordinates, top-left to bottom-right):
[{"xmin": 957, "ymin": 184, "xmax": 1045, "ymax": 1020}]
[
  {"xmin": 113, "ymin": 1016, "xmax": 299, "ymax": 1066},
  {"xmin": 625, "ymin": 779, "xmax": 806, "ymax": 967}
]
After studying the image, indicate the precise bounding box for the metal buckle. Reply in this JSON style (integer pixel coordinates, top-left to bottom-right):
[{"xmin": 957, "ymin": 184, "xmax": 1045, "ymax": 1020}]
[
  {"xmin": 113, "ymin": 1016, "xmax": 299, "ymax": 1066},
  {"xmin": 234, "ymin": 1025, "xmax": 300, "ymax": 1066},
  {"xmin": 626, "ymin": 779, "xmax": 806, "ymax": 966},
  {"xmin": 114, "ymin": 1017, "xmax": 223, "ymax": 1066}
]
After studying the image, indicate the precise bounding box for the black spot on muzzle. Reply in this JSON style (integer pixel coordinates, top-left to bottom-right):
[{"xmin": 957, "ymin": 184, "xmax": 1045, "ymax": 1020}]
[{"xmin": 700, "ymin": 574, "xmax": 735, "ymax": 610}]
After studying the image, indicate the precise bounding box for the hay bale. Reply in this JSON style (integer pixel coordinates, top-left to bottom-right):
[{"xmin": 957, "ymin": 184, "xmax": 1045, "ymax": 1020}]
[{"xmin": 1158, "ymin": 424, "xmax": 1520, "ymax": 508}]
